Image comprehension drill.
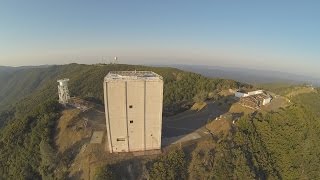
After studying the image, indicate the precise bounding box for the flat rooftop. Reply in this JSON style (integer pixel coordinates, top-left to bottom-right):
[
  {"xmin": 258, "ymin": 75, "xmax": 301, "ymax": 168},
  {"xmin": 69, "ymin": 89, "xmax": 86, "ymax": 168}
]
[
  {"xmin": 242, "ymin": 93, "xmax": 270, "ymax": 100},
  {"xmin": 237, "ymin": 89, "xmax": 262, "ymax": 93},
  {"xmin": 105, "ymin": 71, "xmax": 163, "ymax": 81}
]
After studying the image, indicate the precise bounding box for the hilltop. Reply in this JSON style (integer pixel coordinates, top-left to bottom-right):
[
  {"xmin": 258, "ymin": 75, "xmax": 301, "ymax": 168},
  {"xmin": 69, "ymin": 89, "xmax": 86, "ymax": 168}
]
[
  {"xmin": 0, "ymin": 63, "xmax": 319, "ymax": 179},
  {"xmin": 0, "ymin": 63, "xmax": 247, "ymax": 122},
  {"xmin": 0, "ymin": 63, "xmax": 248, "ymax": 179}
]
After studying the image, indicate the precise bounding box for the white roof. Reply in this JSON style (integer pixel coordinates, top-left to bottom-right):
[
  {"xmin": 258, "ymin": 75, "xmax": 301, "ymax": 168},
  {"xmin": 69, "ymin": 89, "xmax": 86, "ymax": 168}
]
[
  {"xmin": 57, "ymin": 78, "xmax": 69, "ymax": 83},
  {"xmin": 105, "ymin": 71, "xmax": 163, "ymax": 81}
]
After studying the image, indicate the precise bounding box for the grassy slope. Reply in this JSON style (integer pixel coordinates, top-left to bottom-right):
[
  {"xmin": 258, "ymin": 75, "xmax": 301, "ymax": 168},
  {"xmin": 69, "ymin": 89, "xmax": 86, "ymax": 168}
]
[{"xmin": 258, "ymin": 82, "xmax": 316, "ymax": 97}]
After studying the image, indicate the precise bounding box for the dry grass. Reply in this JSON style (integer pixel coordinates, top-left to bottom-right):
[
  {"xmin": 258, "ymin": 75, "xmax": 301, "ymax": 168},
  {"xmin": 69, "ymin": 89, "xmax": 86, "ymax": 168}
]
[
  {"xmin": 195, "ymin": 139, "xmax": 216, "ymax": 151},
  {"xmin": 55, "ymin": 109, "xmax": 92, "ymax": 153},
  {"xmin": 219, "ymin": 89, "xmax": 233, "ymax": 97},
  {"xmin": 285, "ymin": 87, "xmax": 316, "ymax": 98},
  {"xmin": 261, "ymin": 96, "xmax": 290, "ymax": 112},
  {"xmin": 190, "ymin": 102, "xmax": 207, "ymax": 112},
  {"xmin": 54, "ymin": 105, "xmax": 149, "ymax": 179},
  {"xmin": 229, "ymin": 103, "xmax": 255, "ymax": 115},
  {"xmin": 54, "ymin": 107, "xmax": 108, "ymax": 179},
  {"xmin": 206, "ymin": 119, "xmax": 232, "ymax": 138},
  {"xmin": 69, "ymin": 143, "xmax": 111, "ymax": 180}
]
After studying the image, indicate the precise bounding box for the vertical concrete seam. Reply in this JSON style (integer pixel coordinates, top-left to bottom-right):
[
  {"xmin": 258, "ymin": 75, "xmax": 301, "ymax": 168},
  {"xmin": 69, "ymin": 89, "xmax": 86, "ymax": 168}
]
[
  {"xmin": 105, "ymin": 82, "xmax": 113, "ymax": 153},
  {"xmin": 144, "ymin": 81, "xmax": 147, "ymax": 151},
  {"xmin": 125, "ymin": 81, "xmax": 130, "ymax": 151},
  {"xmin": 159, "ymin": 80, "xmax": 164, "ymax": 149}
]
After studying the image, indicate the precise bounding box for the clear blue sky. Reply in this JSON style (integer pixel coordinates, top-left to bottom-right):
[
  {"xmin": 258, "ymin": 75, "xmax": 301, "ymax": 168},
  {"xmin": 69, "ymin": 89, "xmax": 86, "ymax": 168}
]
[{"xmin": 0, "ymin": 0, "xmax": 319, "ymax": 77}]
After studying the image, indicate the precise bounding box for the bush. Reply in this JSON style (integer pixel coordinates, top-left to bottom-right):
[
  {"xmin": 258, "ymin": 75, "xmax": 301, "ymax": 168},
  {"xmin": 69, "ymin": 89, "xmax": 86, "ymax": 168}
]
[
  {"xmin": 148, "ymin": 149, "xmax": 187, "ymax": 180},
  {"xmin": 95, "ymin": 165, "xmax": 115, "ymax": 180},
  {"xmin": 193, "ymin": 91, "xmax": 208, "ymax": 103}
]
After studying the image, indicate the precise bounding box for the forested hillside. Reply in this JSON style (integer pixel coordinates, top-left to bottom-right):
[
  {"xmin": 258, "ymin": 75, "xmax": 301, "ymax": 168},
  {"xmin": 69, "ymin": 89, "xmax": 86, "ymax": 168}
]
[
  {"xmin": 0, "ymin": 63, "xmax": 246, "ymax": 179},
  {"xmin": 97, "ymin": 92, "xmax": 320, "ymax": 180},
  {"xmin": 0, "ymin": 65, "xmax": 59, "ymax": 111},
  {"xmin": 0, "ymin": 64, "xmax": 245, "ymax": 112},
  {"xmin": 233, "ymin": 96, "xmax": 320, "ymax": 179},
  {"xmin": 1, "ymin": 64, "xmax": 319, "ymax": 179}
]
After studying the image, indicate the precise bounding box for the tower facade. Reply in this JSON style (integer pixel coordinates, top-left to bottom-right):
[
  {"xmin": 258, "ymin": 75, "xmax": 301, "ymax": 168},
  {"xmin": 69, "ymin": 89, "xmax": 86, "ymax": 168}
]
[
  {"xmin": 104, "ymin": 71, "xmax": 163, "ymax": 153},
  {"xmin": 57, "ymin": 79, "xmax": 70, "ymax": 105}
]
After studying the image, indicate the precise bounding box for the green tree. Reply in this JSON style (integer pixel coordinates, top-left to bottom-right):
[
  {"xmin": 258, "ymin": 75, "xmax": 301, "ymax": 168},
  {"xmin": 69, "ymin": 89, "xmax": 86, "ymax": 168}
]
[
  {"xmin": 149, "ymin": 149, "xmax": 187, "ymax": 180},
  {"xmin": 39, "ymin": 140, "xmax": 56, "ymax": 179},
  {"xmin": 95, "ymin": 164, "xmax": 116, "ymax": 180},
  {"xmin": 193, "ymin": 91, "xmax": 208, "ymax": 103}
]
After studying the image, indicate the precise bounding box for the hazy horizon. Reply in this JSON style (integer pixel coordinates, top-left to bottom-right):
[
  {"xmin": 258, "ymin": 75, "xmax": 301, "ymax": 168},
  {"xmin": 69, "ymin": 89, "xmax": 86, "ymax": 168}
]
[
  {"xmin": 2, "ymin": 61, "xmax": 319, "ymax": 80},
  {"xmin": 1, "ymin": 1, "xmax": 319, "ymax": 78}
]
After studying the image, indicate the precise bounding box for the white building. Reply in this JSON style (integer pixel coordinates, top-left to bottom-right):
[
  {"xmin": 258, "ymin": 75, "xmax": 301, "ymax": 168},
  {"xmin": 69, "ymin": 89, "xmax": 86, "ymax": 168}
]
[
  {"xmin": 235, "ymin": 90, "xmax": 263, "ymax": 98},
  {"xmin": 57, "ymin": 79, "xmax": 70, "ymax": 105},
  {"xmin": 104, "ymin": 71, "xmax": 163, "ymax": 153},
  {"xmin": 262, "ymin": 96, "xmax": 272, "ymax": 105},
  {"xmin": 236, "ymin": 89, "xmax": 272, "ymax": 108}
]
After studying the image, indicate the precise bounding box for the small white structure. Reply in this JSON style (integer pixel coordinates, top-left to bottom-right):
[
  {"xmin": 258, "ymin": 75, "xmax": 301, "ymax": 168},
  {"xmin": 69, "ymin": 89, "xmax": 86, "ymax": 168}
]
[
  {"xmin": 235, "ymin": 91, "xmax": 249, "ymax": 98},
  {"xmin": 235, "ymin": 90, "xmax": 263, "ymax": 98},
  {"xmin": 247, "ymin": 90, "xmax": 263, "ymax": 96},
  {"xmin": 57, "ymin": 79, "xmax": 70, "ymax": 105},
  {"xmin": 236, "ymin": 89, "xmax": 272, "ymax": 108},
  {"xmin": 262, "ymin": 96, "xmax": 272, "ymax": 105},
  {"xmin": 114, "ymin": 56, "xmax": 118, "ymax": 64}
]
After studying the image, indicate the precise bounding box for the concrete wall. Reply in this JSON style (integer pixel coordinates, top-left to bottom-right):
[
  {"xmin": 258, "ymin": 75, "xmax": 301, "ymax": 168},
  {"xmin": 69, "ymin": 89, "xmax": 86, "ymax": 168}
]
[
  {"xmin": 235, "ymin": 90, "xmax": 263, "ymax": 98},
  {"xmin": 235, "ymin": 92, "xmax": 249, "ymax": 98},
  {"xmin": 263, "ymin": 97, "xmax": 272, "ymax": 105},
  {"xmin": 127, "ymin": 81, "xmax": 145, "ymax": 151},
  {"xmin": 104, "ymin": 78, "xmax": 163, "ymax": 153},
  {"xmin": 105, "ymin": 81, "xmax": 128, "ymax": 152},
  {"xmin": 247, "ymin": 90, "xmax": 263, "ymax": 96},
  {"xmin": 145, "ymin": 81, "xmax": 163, "ymax": 150}
]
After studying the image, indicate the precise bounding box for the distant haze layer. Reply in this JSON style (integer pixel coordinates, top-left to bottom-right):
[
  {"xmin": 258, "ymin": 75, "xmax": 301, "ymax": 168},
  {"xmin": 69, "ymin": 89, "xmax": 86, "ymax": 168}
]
[
  {"xmin": 169, "ymin": 64, "xmax": 320, "ymax": 86},
  {"xmin": 0, "ymin": 1, "xmax": 319, "ymax": 78}
]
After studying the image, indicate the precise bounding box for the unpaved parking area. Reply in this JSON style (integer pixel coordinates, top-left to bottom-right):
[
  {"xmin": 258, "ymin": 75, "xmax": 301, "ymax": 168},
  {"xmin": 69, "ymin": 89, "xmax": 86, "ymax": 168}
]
[
  {"xmin": 162, "ymin": 101, "xmax": 227, "ymax": 138},
  {"xmin": 162, "ymin": 132, "xmax": 201, "ymax": 146}
]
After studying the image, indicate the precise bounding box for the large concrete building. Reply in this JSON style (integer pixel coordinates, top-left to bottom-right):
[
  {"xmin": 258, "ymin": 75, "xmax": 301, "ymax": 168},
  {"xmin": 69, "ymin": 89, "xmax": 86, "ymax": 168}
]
[{"xmin": 104, "ymin": 71, "xmax": 163, "ymax": 153}]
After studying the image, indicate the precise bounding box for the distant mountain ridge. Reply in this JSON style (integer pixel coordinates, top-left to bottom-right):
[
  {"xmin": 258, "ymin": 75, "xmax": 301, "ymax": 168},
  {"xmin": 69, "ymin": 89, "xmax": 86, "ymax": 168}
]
[
  {"xmin": 169, "ymin": 64, "xmax": 320, "ymax": 86},
  {"xmin": 0, "ymin": 65, "xmax": 51, "ymax": 71},
  {"xmin": 0, "ymin": 63, "xmax": 246, "ymax": 114}
]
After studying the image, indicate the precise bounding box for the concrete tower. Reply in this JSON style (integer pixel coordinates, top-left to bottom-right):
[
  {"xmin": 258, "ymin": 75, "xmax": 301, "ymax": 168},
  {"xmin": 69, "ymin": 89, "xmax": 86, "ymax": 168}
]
[
  {"xmin": 104, "ymin": 71, "xmax": 163, "ymax": 153},
  {"xmin": 57, "ymin": 79, "xmax": 70, "ymax": 105}
]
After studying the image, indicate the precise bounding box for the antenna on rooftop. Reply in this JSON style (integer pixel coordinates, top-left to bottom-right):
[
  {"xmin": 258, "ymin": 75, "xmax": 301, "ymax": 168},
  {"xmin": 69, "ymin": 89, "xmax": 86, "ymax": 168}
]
[{"xmin": 114, "ymin": 56, "xmax": 118, "ymax": 64}]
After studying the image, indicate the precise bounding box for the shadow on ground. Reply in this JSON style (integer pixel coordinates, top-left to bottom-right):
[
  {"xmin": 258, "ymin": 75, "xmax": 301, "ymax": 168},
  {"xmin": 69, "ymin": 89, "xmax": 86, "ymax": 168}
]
[{"xmin": 162, "ymin": 95, "xmax": 239, "ymax": 139}]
